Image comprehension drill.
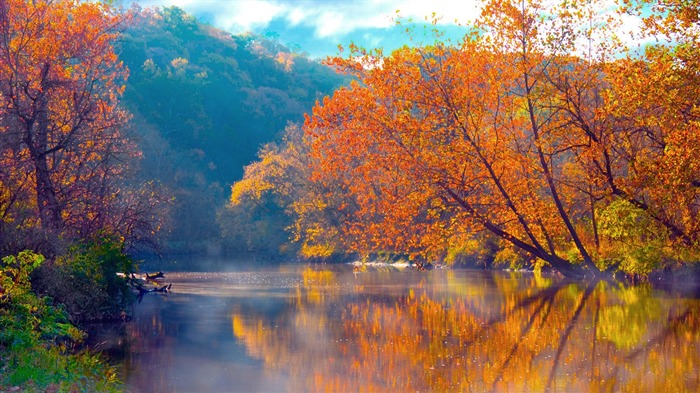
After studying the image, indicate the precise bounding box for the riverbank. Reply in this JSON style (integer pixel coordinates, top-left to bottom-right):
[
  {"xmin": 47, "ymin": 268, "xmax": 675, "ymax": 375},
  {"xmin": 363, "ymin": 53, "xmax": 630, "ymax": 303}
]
[
  {"xmin": 0, "ymin": 251, "xmax": 124, "ymax": 392},
  {"xmin": 0, "ymin": 287, "xmax": 121, "ymax": 392}
]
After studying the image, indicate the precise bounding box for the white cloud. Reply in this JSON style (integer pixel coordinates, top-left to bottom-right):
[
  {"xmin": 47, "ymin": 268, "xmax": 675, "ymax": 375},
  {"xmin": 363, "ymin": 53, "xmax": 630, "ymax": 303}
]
[
  {"xmin": 277, "ymin": 1, "xmax": 397, "ymax": 38},
  {"xmin": 134, "ymin": 0, "xmax": 650, "ymax": 57},
  {"xmin": 286, "ymin": 7, "xmax": 307, "ymax": 26},
  {"xmin": 314, "ymin": 11, "xmax": 348, "ymax": 37},
  {"xmin": 136, "ymin": 0, "xmax": 481, "ymax": 38},
  {"xmin": 212, "ymin": 1, "xmax": 286, "ymax": 32},
  {"xmin": 293, "ymin": 0, "xmax": 482, "ymax": 38}
]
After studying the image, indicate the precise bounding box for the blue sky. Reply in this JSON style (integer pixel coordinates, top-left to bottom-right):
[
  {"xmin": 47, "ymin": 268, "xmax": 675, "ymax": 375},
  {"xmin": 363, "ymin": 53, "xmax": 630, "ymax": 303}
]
[{"xmin": 131, "ymin": 0, "xmax": 481, "ymax": 58}]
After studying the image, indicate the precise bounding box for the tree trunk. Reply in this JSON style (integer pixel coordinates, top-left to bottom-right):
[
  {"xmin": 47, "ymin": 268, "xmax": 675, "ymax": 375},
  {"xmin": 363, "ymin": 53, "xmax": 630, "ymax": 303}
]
[
  {"xmin": 440, "ymin": 183, "xmax": 600, "ymax": 279},
  {"xmin": 27, "ymin": 75, "xmax": 62, "ymax": 231},
  {"xmin": 33, "ymin": 153, "xmax": 61, "ymax": 230}
]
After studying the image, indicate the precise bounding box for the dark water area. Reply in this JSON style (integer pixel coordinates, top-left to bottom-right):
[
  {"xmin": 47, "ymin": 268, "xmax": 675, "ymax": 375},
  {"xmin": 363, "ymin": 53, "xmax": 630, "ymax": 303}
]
[{"xmin": 87, "ymin": 263, "xmax": 700, "ymax": 392}]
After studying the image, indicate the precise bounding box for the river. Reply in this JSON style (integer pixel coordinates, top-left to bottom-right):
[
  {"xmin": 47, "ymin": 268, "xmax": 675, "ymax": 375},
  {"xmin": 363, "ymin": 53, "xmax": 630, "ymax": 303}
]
[{"xmin": 87, "ymin": 263, "xmax": 700, "ymax": 392}]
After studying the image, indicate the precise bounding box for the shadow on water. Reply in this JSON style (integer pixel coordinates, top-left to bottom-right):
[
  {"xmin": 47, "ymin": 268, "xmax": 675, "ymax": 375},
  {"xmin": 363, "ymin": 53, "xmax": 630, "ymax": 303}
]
[{"xmin": 87, "ymin": 264, "xmax": 700, "ymax": 392}]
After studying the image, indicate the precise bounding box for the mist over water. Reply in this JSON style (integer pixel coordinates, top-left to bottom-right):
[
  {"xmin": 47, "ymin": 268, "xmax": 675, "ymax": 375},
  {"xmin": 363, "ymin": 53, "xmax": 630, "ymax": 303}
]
[
  {"xmin": 136, "ymin": 255, "xmax": 280, "ymax": 274},
  {"xmin": 88, "ymin": 262, "xmax": 700, "ymax": 392}
]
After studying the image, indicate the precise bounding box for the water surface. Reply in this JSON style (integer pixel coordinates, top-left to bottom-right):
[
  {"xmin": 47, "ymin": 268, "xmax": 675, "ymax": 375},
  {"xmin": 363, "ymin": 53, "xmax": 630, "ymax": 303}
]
[{"xmin": 89, "ymin": 264, "xmax": 700, "ymax": 392}]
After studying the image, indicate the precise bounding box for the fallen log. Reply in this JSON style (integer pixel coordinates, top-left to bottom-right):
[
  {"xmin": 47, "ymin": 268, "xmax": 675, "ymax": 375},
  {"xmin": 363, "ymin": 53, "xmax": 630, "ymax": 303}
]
[
  {"xmin": 130, "ymin": 280, "xmax": 172, "ymax": 303},
  {"xmin": 145, "ymin": 271, "xmax": 165, "ymax": 280},
  {"xmin": 153, "ymin": 283, "xmax": 172, "ymax": 293}
]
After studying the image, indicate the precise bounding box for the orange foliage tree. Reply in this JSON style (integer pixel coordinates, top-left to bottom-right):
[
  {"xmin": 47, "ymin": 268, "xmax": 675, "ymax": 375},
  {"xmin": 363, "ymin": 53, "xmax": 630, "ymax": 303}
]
[
  {"xmin": 600, "ymin": 0, "xmax": 700, "ymax": 246},
  {"xmin": 304, "ymin": 0, "xmax": 700, "ymax": 277},
  {"xmin": 0, "ymin": 0, "xmax": 165, "ymax": 251}
]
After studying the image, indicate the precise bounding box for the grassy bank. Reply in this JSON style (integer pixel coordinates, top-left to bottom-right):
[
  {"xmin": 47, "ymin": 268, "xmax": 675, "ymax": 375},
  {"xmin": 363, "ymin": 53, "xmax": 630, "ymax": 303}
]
[{"xmin": 0, "ymin": 251, "xmax": 124, "ymax": 392}]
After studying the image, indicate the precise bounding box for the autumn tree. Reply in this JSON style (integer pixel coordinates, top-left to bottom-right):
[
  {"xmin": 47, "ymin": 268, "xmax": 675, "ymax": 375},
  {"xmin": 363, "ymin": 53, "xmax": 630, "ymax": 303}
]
[
  {"xmin": 219, "ymin": 124, "xmax": 351, "ymax": 258},
  {"xmin": 304, "ymin": 0, "xmax": 700, "ymax": 277},
  {"xmin": 218, "ymin": 137, "xmax": 298, "ymax": 255},
  {"xmin": 0, "ymin": 0, "xmax": 166, "ymax": 253},
  {"xmin": 307, "ymin": 9, "xmax": 596, "ymax": 276},
  {"xmin": 597, "ymin": 0, "xmax": 700, "ymax": 254}
]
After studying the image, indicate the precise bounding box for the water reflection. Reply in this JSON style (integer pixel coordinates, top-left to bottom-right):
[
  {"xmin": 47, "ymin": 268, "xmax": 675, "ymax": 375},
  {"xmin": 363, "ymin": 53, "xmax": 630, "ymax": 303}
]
[{"xmin": 91, "ymin": 266, "xmax": 700, "ymax": 392}]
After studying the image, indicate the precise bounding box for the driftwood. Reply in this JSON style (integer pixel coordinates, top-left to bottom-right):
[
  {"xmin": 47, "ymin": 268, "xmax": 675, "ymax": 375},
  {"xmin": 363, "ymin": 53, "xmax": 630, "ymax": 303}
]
[
  {"xmin": 127, "ymin": 273, "xmax": 172, "ymax": 303},
  {"xmin": 135, "ymin": 283, "xmax": 172, "ymax": 294},
  {"xmin": 134, "ymin": 283, "xmax": 172, "ymax": 303},
  {"xmin": 145, "ymin": 271, "xmax": 165, "ymax": 280}
]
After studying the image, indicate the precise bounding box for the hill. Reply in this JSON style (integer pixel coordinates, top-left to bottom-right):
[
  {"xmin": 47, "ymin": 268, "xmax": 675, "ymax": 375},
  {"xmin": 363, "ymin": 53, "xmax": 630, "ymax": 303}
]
[{"xmin": 117, "ymin": 6, "xmax": 346, "ymax": 254}]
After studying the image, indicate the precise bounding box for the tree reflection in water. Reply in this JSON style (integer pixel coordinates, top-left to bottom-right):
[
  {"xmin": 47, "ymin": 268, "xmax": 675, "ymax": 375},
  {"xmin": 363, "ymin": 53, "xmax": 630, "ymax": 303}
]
[{"xmin": 231, "ymin": 268, "xmax": 700, "ymax": 392}]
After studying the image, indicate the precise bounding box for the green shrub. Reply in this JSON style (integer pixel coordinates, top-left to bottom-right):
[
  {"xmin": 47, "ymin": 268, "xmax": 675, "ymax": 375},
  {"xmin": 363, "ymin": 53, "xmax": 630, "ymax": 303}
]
[
  {"xmin": 494, "ymin": 244, "xmax": 531, "ymax": 270},
  {"xmin": 597, "ymin": 199, "xmax": 668, "ymax": 276},
  {"xmin": 444, "ymin": 235, "xmax": 498, "ymax": 268},
  {"xmin": 0, "ymin": 251, "xmax": 120, "ymax": 392},
  {"xmin": 32, "ymin": 236, "xmax": 136, "ymax": 323}
]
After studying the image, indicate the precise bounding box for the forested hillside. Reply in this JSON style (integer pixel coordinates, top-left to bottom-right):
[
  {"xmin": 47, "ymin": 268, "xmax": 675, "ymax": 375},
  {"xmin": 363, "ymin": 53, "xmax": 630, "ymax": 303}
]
[{"xmin": 117, "ymin": 6, "xmax": 345, "ymax": 253}]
